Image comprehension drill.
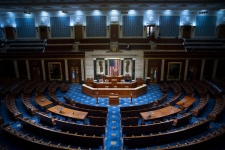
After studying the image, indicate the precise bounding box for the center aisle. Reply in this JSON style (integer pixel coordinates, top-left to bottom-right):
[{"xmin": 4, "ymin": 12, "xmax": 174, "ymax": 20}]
[{"xmin": 105, "ymin": 106, "xmax": 122, "ymax": 150}]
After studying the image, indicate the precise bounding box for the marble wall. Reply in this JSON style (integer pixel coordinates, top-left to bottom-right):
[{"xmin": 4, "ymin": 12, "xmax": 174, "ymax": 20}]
[{"xmin": 85, "ymin": 50, "xmax": 144, "ymax": 80}]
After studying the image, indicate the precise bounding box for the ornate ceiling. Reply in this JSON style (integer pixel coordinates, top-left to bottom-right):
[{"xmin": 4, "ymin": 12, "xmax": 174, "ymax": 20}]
[{"xmin": 0, "ymin": 0, "xmax": 224, "ymax": 13}]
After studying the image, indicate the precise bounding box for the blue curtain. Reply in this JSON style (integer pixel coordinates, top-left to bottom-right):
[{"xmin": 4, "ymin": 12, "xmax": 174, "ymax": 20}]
[
  {"xmin": 50, "ymin": 17, "xmax": 71, "ymax": 37},
  {"xmin": 15, "ymin": 18, "xmax": 36, "ymax": 38},
  {"xmin": 86, "ymin": 16, "xmax": 106, "ymax": 37},
  {"xmin": 159, "ymin": 16, "xmax": 180, "ymax": 37},
  {"xmin": 195, "ymin": 16, "xmax": 217, "ymax": 37},
  {"xmin": 123, "ymin": 16, "xmax": 143, "ymax": 37}
]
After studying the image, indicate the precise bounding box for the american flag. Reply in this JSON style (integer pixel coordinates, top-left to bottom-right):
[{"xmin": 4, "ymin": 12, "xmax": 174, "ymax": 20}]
[{"xmin": 109, "ymin": 59, "xmax": 120, "ymax": 76}]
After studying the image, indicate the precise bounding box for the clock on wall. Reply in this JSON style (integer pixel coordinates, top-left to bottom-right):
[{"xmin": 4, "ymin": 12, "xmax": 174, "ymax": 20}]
[
  {"xmin": 149, "ymin": 16, "xmax": 154, "ymax": 22},
  {"xmin": 186, "ymin": 17, "xmax": 190, "ymax": 22},
  {"xmin": 40, "ymin": 18, "xmax": 45, "ymax": 24},
  {"xmin": 76, "ymin": 17, "xmax": 81, "ymax": 23}
]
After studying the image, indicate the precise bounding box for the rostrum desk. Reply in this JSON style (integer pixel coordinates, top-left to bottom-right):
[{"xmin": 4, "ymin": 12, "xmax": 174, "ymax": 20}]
[
  {"xmin": 109, "ymin": 95, "xmax": 119, "ymax": 105},
  {"xmin": 82, "ymin": 82, "xmax": 147, "ymax": 98}
]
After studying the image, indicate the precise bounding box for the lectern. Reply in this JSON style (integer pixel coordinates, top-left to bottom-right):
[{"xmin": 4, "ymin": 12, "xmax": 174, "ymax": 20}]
[{"xmin": 109, "ymin": 95, "xmax": 119, "ymax": 105}]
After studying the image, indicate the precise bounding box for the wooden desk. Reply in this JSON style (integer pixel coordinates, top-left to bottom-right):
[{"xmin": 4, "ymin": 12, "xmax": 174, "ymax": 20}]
[
  {"xmin": 109, "ymin": 95, "xmax": 119, "ymax": 105},
  {"xmin": 82, "ymin": 84, "xmax": 147, "ymax": 98},
  {"xmin": 176, "ymin": 96, "xmax": 196, "ymax": 111},
  {"xmin": 48, "ymin": 105, "xmax": 88, "ymax": 124},
  {"xmin": 140, "ymin": 106, "xmax": 181, "ymax": 124},
  {"xmin": 34, "ymin": 95, "xmax": 53, "ymax": 109},
  {"xmin": 105, "ymin": 76, "xmax": 124, "ymax": 82},
  {"xmin": 92, "ymin": 81, "xmax": 136, "ymax": 88}
]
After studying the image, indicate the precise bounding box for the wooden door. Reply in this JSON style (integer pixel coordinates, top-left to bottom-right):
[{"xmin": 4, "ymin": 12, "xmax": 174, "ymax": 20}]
[
  {"xmin": 74, "ymin": 25, "xmax": 83, "ymax": 42},
  {"xmin": 182, "ymin": 25, "xmax": 192, "ymax": 38},
  {"xmin": 218, "ymin": 24, "xmax": 225, "ymax": 38},
  {"xmin": 5, "ymin": 27, "xmax": 15, "ymax": 39},
  {"xmin": 39, "ymin": 26, "xmax": 48, "ymax": 39},
  {"xmin": 70, "ymin": 66, "xmax": 80, "ymax": 83},
  {"xmin": 110, "ymin": 24, "xmax": 118, "ymax": 42},
  {"xmin": 149, "ymin": 66, "xmax": 158, "ymax": 83}
]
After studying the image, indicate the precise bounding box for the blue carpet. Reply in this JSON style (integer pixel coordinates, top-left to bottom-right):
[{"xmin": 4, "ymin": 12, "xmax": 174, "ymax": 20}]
[{"xmin": 1, "ymin": 84, "xmax": 225, "ymax": 150}]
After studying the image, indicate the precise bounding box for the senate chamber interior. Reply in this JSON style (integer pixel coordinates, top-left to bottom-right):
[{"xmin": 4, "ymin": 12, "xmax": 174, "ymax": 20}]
[{"xmin": 0, "ymin": 0, "xmax": 225, "ymax": 150}]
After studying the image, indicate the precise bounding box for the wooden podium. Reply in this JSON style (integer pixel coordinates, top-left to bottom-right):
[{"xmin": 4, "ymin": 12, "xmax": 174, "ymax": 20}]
[{"xmin": 109, "ymin": 95, "xmax": 119, "ymax": 105}]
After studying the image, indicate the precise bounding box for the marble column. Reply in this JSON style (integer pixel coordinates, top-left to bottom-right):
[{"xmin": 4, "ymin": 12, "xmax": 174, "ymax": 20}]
[
  {"xmin": 132, "ymin": 58, "xmax": 135, "ymax": 80},
  {"xmin": 144, "ymin": 59, "xmax": 148, "ymax": 80},
  {"xmin": 81, "ymin": 59, "xmax": 85, "ymax": 81},
  {"xmin": 160, "ymin": 59, "xmax": 165, "ymax": 81},
  {"xmin": 184, "ymin": 59, "xmax": 189, "ymax": 81},
  {"xmin": 120, "ymin": 58, "xmax": 124, "ymax": 76},
  {"xmin": 64, "ymin": 59, "xmax": 69, "ymax": 81},
  {"xmin": 200, "ymin": 59, "xmax": 205, "ymax": 80},
  {"xmin": 25, "ymin": 59, "xmax": 31, "ymax": 80},
  {"xmin": 212, "ymin": 59, "xmax": 218, "ymax": 79},
  {"xmin": 41, "ymin": 59, "xmax": 46, "ymax": 81}
]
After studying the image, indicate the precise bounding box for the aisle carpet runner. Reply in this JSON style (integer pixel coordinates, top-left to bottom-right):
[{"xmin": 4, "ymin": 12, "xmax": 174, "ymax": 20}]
[{"xmin": 105, "ymin": 106, "xmax": 122, "ymax": 150}]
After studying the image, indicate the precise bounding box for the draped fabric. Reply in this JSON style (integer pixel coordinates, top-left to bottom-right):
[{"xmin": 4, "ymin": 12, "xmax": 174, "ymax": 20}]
[
  {"xmin": 109, "ymin": 59, "xmax": 120, "ymax": 76},
  {"xmin": 15, "ymin": 18, "xmax": 36, "ymax": 38},
  {"xmin": 195, "ymin": 16, "xmax": 217, "ymax": 37}
]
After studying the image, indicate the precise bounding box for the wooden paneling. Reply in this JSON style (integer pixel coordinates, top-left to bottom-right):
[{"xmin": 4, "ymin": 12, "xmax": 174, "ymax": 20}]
[
  {"xmin": 47, "ymin": 39, "xmax": 75, "ymax": 44},
  {"xmin": 218, "ymin": 24, "xmax": 225, "ymax": 38},
  {"xmin": 74, "ymin": 25, "xmax": 83, "ymax": 42},
  {"xmin": 182, "ymin": 25, "xmax": 192, "ymax": 38},
  {"xmin": 17, "ymin": 60, "xmax": 27, "ymax": 79},
  {"xmin": 29, "ymin": 60, "xmax": 42, "ymax": 81},
  {"xmin": 203, "ymin": 59, "xmax": 214, "ymax": 79},
  {"xmin": 68, "ymin": 60, "xmax": 81, "ymax": 83},
  {"xmin": 148, "ymin": 59, "xmax": 161, "ymax": 83},
  {"xmin": 188, "ymin": 59, "xmax": 202, "ymax": 80},
  {"xmin": 216, "ymin": 59, "xmax": 225, "ymax": 78},
  {"xmin": 110, "ymin": 24, "xmax": 119, "ymax": 42},
  {"xmin": 155, "ymin": 38, "xmax": 183, "ymax": 43},
  {"xmin": 79, "ymin": 38, "xmax": 110, "ymax": 43},
  {"xmin": 39, "ymin": 26, "xmax": 48, "ymax": 39},
  {"xmin": 156, "ymin": 44, "xmax": 184, "ymax": 50},
  {"xmin": 45, "ymin": 45, "xmax": 73, "ymax": 52},
  {"xmin": 78, "ymin": 44, "xmax": 110, "ymax": 51},
  {"xmin": 0, "ymin": 60, "xmax": 15, "ymax": 78},
  {"xmin": 82, "ymin": 84, "xmax": 147, "ymax": 98},
  {"xmin": 118, "ymin": 44, "xmax": 151, "ymax": 50},
  {"xmin": 144, "ymin": 51, "xmax": 225, "ymax": 59},
  {"xmin": 4, "ymin": 27, "xmax": 15, "ymax": 39},
  {"xmin": 118, "ymin": 38, "xmax": 149, "ymax": 43}
]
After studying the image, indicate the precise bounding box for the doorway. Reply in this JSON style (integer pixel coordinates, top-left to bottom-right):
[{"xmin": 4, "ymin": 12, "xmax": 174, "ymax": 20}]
[
  {"xmin": 70, "ymin": 66, "xmax": 80, "ymax": 83},
  {"xmin": 146, "ymin": 25, "xmax": 155, "ymax": 41}
]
